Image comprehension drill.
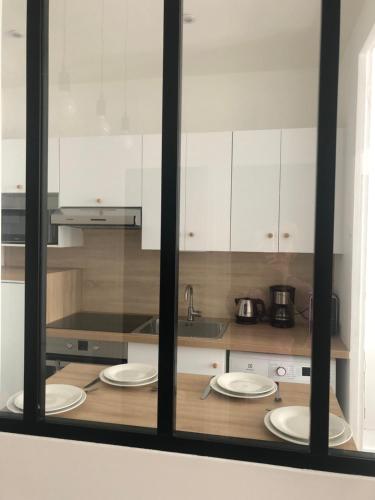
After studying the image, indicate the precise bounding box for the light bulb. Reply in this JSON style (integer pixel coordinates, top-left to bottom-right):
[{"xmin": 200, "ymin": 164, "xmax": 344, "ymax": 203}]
[
  {"xmin": 98, "ymin": 114, "xmax": 111, "ymax": 135},
  {"xmin": 121, "ymin": 112, "xmax": 133, "ymax": 148},
  {"xmin": 60, "ymin": 91, "xmax": 76, "ymax": 116}
]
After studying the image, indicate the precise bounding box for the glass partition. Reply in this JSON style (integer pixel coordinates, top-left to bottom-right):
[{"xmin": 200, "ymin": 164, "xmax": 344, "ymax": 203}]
[
  {"xmin": 331, "ymin": 0, "xmax": 375, "ymax": 454},
  {"xmin": 40, "ymin": 0, "xmax": 163, "ymax": 428},
  {"xmin": 0, "ymin": 0, "xmax": 27, "ymax": 417},
  {"xmin": 175, "ymin": 0, "xmax": 322, "ymax": 446}
]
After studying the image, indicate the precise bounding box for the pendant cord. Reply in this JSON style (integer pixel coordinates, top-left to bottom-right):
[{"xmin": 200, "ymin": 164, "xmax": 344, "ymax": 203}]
[
  {"xmin": 123, "ymin": 0, "xmax": 129, "ymax": 109},
  {"xmin": 99, "ymin": 0, "xmax": 105, "ymax": 96}
]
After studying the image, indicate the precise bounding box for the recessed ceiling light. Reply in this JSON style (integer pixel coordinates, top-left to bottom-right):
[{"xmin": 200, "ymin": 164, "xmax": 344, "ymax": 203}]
[
  {"xmin": 6, "ymin": 29, "xmax": 24, "ymax": 39},
  {"xmin": 183, "ymin": 13, "xmax": 195, "ymax": 24}
]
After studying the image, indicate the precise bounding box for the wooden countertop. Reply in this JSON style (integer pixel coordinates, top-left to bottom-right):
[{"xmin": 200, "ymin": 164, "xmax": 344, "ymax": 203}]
[
  {"xmin": 46, "ymin": 363, "xmax": 355, "ymax": 450},
  {"xmin": 47, "ymin": 319, "xmax": 349, "ymax": 359}
]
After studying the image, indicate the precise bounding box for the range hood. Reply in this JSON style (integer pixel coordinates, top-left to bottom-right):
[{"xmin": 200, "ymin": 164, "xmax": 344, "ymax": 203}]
[{"xmin": 51, "ymin": 207, "xmax": 141, "ymax": 228}]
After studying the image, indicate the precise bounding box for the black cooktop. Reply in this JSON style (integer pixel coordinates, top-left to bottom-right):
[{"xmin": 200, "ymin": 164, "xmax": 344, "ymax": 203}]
[{"xmin": 47, "ymin": 312, "xmax": 152, "ymax": 333}]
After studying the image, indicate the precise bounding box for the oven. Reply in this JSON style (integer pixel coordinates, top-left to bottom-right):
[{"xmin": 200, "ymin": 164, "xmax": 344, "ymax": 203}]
[
  {"xmin": 2, "ymin": 193, "xmax": 59, "ymax": 245},
  {"xmin": 46, "ymin": 337, "xmax": 128, "ymax": 378}
]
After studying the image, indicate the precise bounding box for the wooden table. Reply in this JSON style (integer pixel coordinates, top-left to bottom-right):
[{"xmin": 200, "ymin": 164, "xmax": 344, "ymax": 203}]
[{"xmin": 48, "ymin": 363, "xmax": 355, "ymax": 450}]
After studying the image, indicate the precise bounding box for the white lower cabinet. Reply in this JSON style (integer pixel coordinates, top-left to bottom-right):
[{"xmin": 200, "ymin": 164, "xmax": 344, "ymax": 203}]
[
  {"xmin": 127, "ymin": 342, "xmax": 226, "ymax": 376},
  {"xmin": 0, "ymin": 282, "xmax": 25, "ymax": 406}
]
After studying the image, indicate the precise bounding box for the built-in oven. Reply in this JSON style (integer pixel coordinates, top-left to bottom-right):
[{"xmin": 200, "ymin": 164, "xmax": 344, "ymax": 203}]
[
  {"xmin": 46, "ymin": 337, "xmax": 127, "ymax": 378},
  {"xmin": 2, "ymin": 193, "xmax": 59, "ymax": 245}
]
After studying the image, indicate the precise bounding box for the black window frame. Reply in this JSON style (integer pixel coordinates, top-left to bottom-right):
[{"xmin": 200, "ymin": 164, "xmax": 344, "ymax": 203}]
[{"xmin": 1, "ymin": 0, "xmax": 375, "ymax": 477}]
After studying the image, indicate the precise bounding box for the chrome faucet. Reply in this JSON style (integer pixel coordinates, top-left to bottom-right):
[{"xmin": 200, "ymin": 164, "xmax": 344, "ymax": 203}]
[{"xmin": 185, "ymin": 285, "xmax": 202, "ymax": 321}]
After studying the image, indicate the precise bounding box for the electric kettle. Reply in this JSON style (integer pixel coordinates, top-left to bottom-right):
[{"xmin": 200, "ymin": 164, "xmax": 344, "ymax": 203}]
[{"xmin": 234, "ymin": 297, "xmax": 266, "ymax": 325}]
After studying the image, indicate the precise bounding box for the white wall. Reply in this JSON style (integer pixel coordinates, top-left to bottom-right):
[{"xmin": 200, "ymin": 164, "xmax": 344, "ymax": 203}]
[
  {"xmin": 333, "ymin": 0, "xmax": 375, "ymax": 444},
  {"xmin": 2, "ymin": 68, "xmax": 319, "ymax": 138},
  {"xmin": 0, "ymin": 432, "xmax": 374, "ymax": 500}
]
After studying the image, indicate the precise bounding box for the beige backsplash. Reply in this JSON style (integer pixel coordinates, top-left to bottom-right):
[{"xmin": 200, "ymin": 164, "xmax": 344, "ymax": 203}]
[{"xmin": 4, "ymin": 229, "xmax": 313, "ymax": 319}]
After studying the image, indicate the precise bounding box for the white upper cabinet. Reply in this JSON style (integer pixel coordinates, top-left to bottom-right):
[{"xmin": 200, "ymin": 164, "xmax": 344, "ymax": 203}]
[
  {"xmin": 184, "ymin": 132, "xmax": 232, "ymax": 251},
  {"xmin": 231, "ymin": 130, "xmax": 281, "ymax": 252},
  {"xmin": 279, "ymin": 128, "xmax": 317, "ymax": 253},
  {"xmin": 141, "ymin": 134, "xmax": 186, "ymax": 250},
  {"xmin": 2, "ymin": 138, "xmax": 60, "ymax": 193},
  {"xmin": 59, "ymin": 135, "xmax": 142, "ymax": 207}
]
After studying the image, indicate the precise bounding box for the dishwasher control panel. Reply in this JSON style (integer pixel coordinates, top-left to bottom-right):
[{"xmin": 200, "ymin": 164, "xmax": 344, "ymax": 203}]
[{"xmin": 229, "ymin": 351, "xmax": 336, "ymax": 391}]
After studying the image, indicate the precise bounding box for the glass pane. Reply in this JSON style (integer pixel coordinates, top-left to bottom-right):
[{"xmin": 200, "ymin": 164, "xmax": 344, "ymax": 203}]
[
  {"xmin": 0, "ymin": 0, "xmax": 26, "ymax": 418},
  {"xmin": 331, "ymin": 0, "xmax": 375, "ymax": 453},
  {"xmin": 175, "ymin": 0, "xmax": 322, "ymax": 447},
  {"xmin": 43, "ymin": 0, "xmax": 163, "ymax": 428}
]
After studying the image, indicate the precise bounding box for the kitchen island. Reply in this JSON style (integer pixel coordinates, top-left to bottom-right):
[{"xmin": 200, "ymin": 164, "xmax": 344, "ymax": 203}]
[{"xmin": 45, "ymin": 363, "xmax": 355, "ymax": 450}]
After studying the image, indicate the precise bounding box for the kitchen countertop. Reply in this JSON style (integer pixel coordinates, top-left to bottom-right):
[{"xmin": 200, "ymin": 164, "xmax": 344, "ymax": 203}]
[
  {"xmin": 45, "ymin": 362, "xmax": 355, "ymax": 450},
  {"xmin": 1, "ymin": 266, "xmax": 78, "ymax": 283},
  {"xmin": 47, "ymin": 318, "xmax": 349, "ymax": 359}
]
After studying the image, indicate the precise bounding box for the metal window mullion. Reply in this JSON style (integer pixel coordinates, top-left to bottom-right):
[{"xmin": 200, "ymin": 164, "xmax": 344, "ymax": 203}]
[
  {"xmin": 23, "ymin": 0, "xmax": 49, "ymax": 423},
  {"xmin": 310, "ymin": 0, "xmax": 341, "ymax": 455},
  {"xmin": 157, "ymin": 0, "xmax": 183, "ymax": 435}
]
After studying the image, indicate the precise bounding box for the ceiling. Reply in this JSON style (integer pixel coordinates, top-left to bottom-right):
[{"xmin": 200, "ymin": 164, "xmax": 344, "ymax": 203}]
[{"xmin": 0, "ymin": 0, "xmax": 362, "ymax": 88}]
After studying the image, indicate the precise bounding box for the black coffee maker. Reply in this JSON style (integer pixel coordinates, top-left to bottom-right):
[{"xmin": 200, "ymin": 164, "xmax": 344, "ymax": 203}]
[{"xmin": 269, "ymin": 285, "xmax": 295, "ymax": 328}]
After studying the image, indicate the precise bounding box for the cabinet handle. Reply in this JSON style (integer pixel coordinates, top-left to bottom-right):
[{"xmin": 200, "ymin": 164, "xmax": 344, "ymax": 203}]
[
  {"xmin": 96, "ymin": 198, "xmax": 103, "ymax": 204},
  {"xmin": 267, "ymin": 233, "xmax": 274, "ymax": 239},
  {"xmin": 16, "ymin": 184, "xmax": 23, "ymax": 190},
  {"xmin": 283, "ymin": 233, "xmax": 290, "ymax": 239},
  {"xmin": 188, "ymin": 232, "xmax": 194, "ymax": 237},
  {"xmin": 212, "ymin": 362, "xmax": 218, "ymax": 369}
]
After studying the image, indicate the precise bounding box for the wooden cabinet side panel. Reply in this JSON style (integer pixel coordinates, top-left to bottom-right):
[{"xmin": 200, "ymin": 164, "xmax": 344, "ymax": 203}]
[{"xmin": 46, "ymin": 270, "xmax": 82, "ymax": 324}]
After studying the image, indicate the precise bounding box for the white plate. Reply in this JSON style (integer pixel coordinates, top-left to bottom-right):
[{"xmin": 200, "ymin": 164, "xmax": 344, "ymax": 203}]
[
  {"xmin": 270, "ymin": 406, "xmax": 345, "ymax": 441},
  {"xmin": 14, "ymin": 384, "xmax": 84, "ymax": 412},
  {"xmin": 210, "ymin": 376, "xmax": 277, "ymax": 399},
  {"xmin": 103, "ymin": 363, "xmax": 157, "ymax": 384},
  {"xmin": 99, "ymin": 370, "xmax": 158, "ymax": 387},
  {"xmin": 7, "ymin": 390, "xmax": 87, "ymax": 416},
  {"xmin": 264, "ymin": 411, "xmax": 352, "ymax": 447},
  {"xmin": 217, "ymin": 372, "xmax": 275, "ymax": 395}
]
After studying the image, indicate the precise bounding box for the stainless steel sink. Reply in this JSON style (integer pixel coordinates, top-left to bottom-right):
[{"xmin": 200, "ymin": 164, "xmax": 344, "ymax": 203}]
[{"xmin": 135, "ymin": 317, "xmax": 228, "ymax": 339}]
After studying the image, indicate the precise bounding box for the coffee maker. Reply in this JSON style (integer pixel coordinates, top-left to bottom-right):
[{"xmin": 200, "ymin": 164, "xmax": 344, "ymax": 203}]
[{"xmin": 269, "ymin": 285, "xmax": 295, "ymax": 328}]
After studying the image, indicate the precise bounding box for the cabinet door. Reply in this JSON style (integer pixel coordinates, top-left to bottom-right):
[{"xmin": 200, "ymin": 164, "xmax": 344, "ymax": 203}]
[
  {"xmin": 60, "ymin": 136, "xmax": 142, "ymax": 207},
  {"xmin": 279, "ymin": 128, "xmax": 317, "ymax": 253},
  {"xmin": 2, "ymin": 139, "xmax": 26, "ymax": 193},
  {"xmin": 127, "ymin": 342, "xmax": 158, "ymax": 367},
  {"xmin": 1, "ymin": 283, "xmax": 25, "ymax": 406},
  {"xmin": 141, "ymin": 134, "xmax": 186, "ymax": 250},
  {"xmin": 178, "ymin": 346, "xmax": 225, "ymax": 376},
  {"xmin": 184, "ymin": 132, "xmax": 232, "ymax": 251},
  {"xmin": 231, "ymin": 130, "xmax": 281, "ymax": 252},
  {"xmin": 127, "ymin": 343, "xmax": 226, "ymax": 376},
  {"xmin": 2, "ymin": 138, "xmax": 60, "ymax": 193}
]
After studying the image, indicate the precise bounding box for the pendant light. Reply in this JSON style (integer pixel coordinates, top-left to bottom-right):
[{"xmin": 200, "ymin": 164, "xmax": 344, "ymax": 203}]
[
  {"xmin": 97, "ymin": 0, "xmax": 111, "ymax": 135},
  {"xmin": 59, "ymin": 0, "xmax": 76, "ymax": 117}
]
